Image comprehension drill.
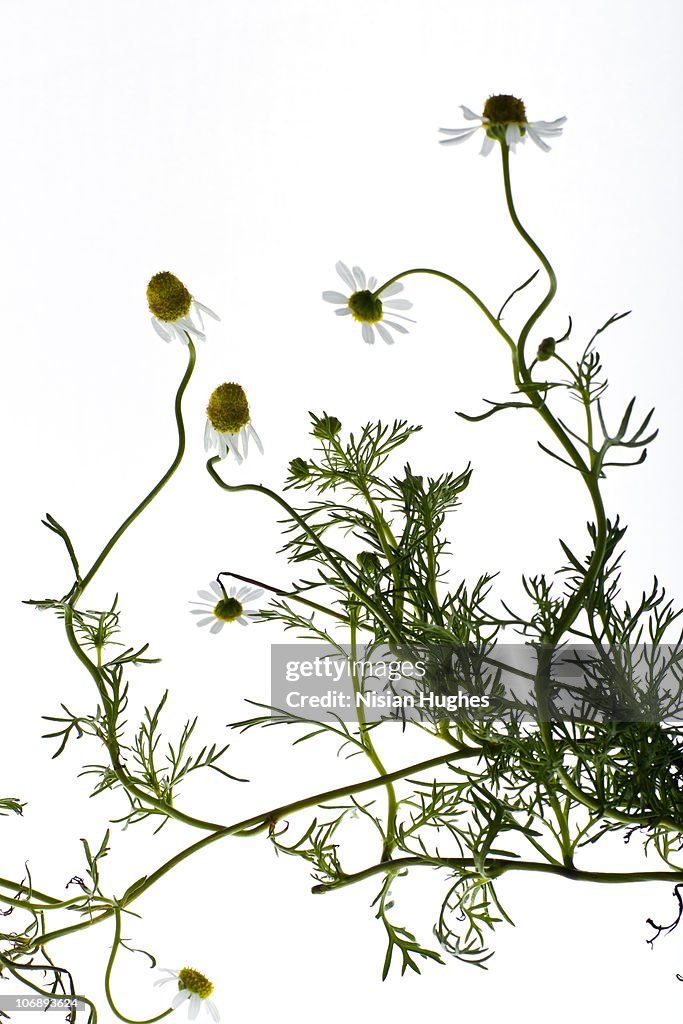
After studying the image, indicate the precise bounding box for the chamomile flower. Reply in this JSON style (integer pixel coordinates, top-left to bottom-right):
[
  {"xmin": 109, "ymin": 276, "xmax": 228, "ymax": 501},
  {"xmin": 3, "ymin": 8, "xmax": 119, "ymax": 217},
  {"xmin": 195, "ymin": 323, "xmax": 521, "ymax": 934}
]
[
  {"xmin": 189, "ymin": 580, "xmax": 264, "ymax": 632},
  {"xmin": 147, "ymin": 271, "xmax": 219, "ymax": 345},
  {"xmin": 155, "ymin": 967, "xmax": 220, "ymax": 1022},
  {"xmin": 439, "ymin": 95, "xmax": 567, "ymax": 155},
  {"xmin": 204, "ymin": 382, "xmax": 263, "ymax": 463},
  {"xmin": 322, "ymin": 262, "xmax": 413, "ymax": 345}
]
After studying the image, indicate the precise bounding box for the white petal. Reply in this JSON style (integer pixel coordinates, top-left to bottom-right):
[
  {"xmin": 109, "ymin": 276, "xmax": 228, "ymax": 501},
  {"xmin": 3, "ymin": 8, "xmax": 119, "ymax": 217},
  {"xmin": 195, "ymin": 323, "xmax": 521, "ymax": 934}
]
[
  {"xmin": 383, "ymin": 299, "xmax": 412, "ymax": 310},
  {"xmin": 210, "ymin": 580, "xmax": 223, "ymax": 597},
  {"xmin": 210, "ymin": 620, "xmax": 225, "ymax": 634},
  {"xmin": 526, "ymin": 126, "xmax": 551, "ymax": 152},
  {"xmin": 180, "ymin": 320, "xmax": 206, "ymax": 342},
  {"xmin": 204, "ymin": 419, "xmax": 214, "ymax": 452},
  {"xmin": 172, "ymin": 991, "xmax": 190, "ymax": 1009},
  {"xmin": 225, "ymin": 433, "xmax": 244, "ymax": 463},
  {"xmin": 245, "ymin": 587, "xmax": 265, "ymax": 602},
  {"xmin": 335, "ymin": 261, "xmax": 356, "ymax": 291},
  {"xmin": 375, "ymin": 323, "xmax": 395, "ymax": 345},
  {"xmin": 367, "ymin": 276, "xmax": 377, "ymax": 290},
  {"xmin": 190, "ymin": 608, "xmax": 213, "ymax": 616},
  {"xmin": 322, "ymin": 290, "xmax": 348, "ymax": 304},
  {"xmin": 248, "ymin": 423, "xmax": 264, "ymax": 454},
  {"xmin": 506, "ymin": 123, "xmax": 521, "ymax": 150},
  {"xmin": 438, "ymin": 127, "xmax": 478, "ymax": 143},
  {"xmin": 383, "ymin": 320, "xmax": 409, "ymax": 334},
  {"xmin": 460, "ymin": 105, "xmax": 482, "ymax": 122},
  {"xmin": 361, "ymin": 323, "xmax": 375, "ymax": 345},
  {"xmin": 151, "ymin": 318, "xmax": 173, "ymax": 342},
  {"xmin": 439, "ymin": 132, "xmax": 478, "ymax": 146},
  {"xmin": 334, "ymin": 307, "xmax": 352, "ymax": 316},
  {"xmin": 381, "ymin": 282, "xmax": 404, "ymax": 297},
  {"xmin": 237, "ymin": 617, "xmax": 249, "ymax": 626},
  {"xmin": 194, "ymin": 300, "xmax": 220, "ymax": 321},
  {"xmin": 197, "ymin": 617, "xmax": 215, "ymax": 627},
  {"xmin": 529, "ymin": 117, "xmax": 567, "ymax": 130},
  {"xmin": 197, "ymin": 590, "xmax": 216, "ymax": 602},
  {"xmin": 170, "ymin": 324, "xmax": 188, "ymax": 345},
  {"xmin": 479, "ymin": 135, "xmax": 495, "ymax": 157},
  {"xmin": 206, "ymin": 999, "xmax": 220, "ymax": 1022},
  {"xmin": 188, "ymin": 993, "xmax": 201, "ymax": 1021},
  {"xmin": 241, "ymin": 425, "xmax": 250, "ymax": 457},
  {"xmin": 352, "ymin": 266, "xmax": 366, "ymax": 288}
]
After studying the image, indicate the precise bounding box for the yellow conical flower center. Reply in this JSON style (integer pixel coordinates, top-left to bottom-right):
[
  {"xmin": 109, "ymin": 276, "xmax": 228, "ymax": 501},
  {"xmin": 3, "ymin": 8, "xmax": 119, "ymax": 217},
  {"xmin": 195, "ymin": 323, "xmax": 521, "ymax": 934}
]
[
  {"xmin": 207, "ymin": 383, "xmax": 250, "ymax": 434},
  {"xmin": 482, "ymin": 94, "xmax": 526, "ymax": 125},
  {"xmin": 348, "ymin": 290, "xmax": 383, "ymax": 324},
  {"xmin": 214, "ymin": 597, "xmax": 243, "ymax": 622},
  {"xmin": 178, "ymin": 967, "xmax": 214, "ymax": 999},
  {"xmin": 147, "ymin": 272, "xmax": 193, "ymax": 322}
]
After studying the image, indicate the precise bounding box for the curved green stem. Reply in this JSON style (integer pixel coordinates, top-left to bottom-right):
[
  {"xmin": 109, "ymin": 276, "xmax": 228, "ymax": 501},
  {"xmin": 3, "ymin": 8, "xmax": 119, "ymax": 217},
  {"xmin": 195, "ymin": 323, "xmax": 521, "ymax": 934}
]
[
  {"xmin": 29, "ymin": 746, "xmax": 482, "ymax": 950},
  {"xmin": 216, "ymin": 570, "xmax": 348, "ymax": 623},
  {"xmin": 499, "ymin": 144, "xmax": 557, "ymax": 374},
  {"xmin": 497, "ymin": 141, "xmax": 610, "ymax": 739},
  {"xmin": 206, "ymin": 458, "xmax": 403, "ymax": 642},
  {"xmin": 61, "ymin": 607, "xmax": 226, "ymax": 832},
  {"xmin": 349, "ymin": 607, "xmax": 397, "ymax": 861},
  {"xmin": 375, "ymin": 267, "xmax": 515, "ymax": 353},
  {"xmin": 104, "ymin": 909, "xmax": 172, "ymax": 1024},
  {"xmin": 73, "ymin": 339, "xmax": 196, "ymax": 601},
  {"xmin": 311, "ymin": 855, "xmax": 683, "ymax": 894}
]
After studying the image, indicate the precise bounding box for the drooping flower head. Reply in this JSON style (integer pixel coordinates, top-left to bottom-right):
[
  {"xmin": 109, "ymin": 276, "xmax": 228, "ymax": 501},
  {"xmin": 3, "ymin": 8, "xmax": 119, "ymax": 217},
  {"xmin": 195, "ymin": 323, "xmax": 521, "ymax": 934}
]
[
  {"xmin": 154, "ymin": 966, "xmax": 220, "ymax": 1021},
  {"xmin": 189, "ymin": 580, "xmax": 264, "ymax": 632},
  {"xmin": 323, "ymin": 262, "xmax": 413, "ymax": 345},
  {"xmin": 204, "ymin": 382, "xmax": 263, "ymax": 463},
  {"xmin": 147, "ymin": 271, "xmax": 219, "ymax": 345},
  {"xmin": 439, "ymin": 95, "xmax": 567, "ymax": 155}
]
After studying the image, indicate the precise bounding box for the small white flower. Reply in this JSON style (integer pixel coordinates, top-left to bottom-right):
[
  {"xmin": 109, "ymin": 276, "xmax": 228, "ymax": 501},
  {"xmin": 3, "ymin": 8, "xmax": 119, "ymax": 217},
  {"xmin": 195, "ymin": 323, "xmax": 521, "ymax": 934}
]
[
  {"xmin": 147, "ymin": 271, "xmax": 219, "ymax": 345},
  {"xmin": 439, "ymin": 94, "xmax": 566, "ymax": 156},
  {"xmin": 322, "ymin": 261, "xmax": 413, "ymax": 345},
  {"xmin": 204, "ymin": 382, "xmax": 263, "ymax": 464},
  {"xmin": 189, "ymin": 580, "xmax": 264, "ymax": 632},
  {"xmin": 154, "ymin": 967, "xmax": 220, "ymax": 1022}
]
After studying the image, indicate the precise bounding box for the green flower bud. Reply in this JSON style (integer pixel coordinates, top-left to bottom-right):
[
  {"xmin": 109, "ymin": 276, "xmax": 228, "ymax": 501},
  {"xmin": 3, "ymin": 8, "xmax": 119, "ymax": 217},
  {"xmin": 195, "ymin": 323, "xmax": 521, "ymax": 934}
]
[
  {"xmin": 289, "ymin": 457, "xmax": 310, "ymax": 480},
  {"xmin": 313, "ymin": 415, "xmax": 342, "ymax": 439},
  {"xmin": 536, "ymin": 337, "xmax": 556, "ymax": 362},
  {"xmin": 357, "ymin": 551, "xmax": 382, "ymax": 575}
]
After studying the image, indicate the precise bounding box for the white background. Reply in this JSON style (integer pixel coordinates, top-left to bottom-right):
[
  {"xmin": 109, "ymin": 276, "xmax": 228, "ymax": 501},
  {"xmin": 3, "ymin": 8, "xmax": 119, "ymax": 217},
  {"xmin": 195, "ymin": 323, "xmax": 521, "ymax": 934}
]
[{"xmin": 2, "ymin": 0, "xmax": 683, "ymax": 1020}]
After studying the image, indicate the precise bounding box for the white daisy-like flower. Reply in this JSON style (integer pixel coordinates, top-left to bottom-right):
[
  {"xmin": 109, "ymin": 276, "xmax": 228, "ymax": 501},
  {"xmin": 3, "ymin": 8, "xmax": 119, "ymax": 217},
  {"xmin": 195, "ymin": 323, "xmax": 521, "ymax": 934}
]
[
  {"xmin": 147, "ymin": 271, "xmax": 220, "ymax": 345},
  {"xmin": 154, "ymin": 967, "xmax": 219, "ymax": 1022},
  {"xmin": 322, "ymin": 261, "xmax": 413, "ymax": 345},
  {"xmin": 439, "ymin": 94, "xmax": 567, "ymax": 156},
  {"xmin": 189, "ymin": 580, "xmax": 264, "ymax": 632},
  {"xmin": 203, "ymin": 382, "xmax": 263, "ymax": 464}
]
